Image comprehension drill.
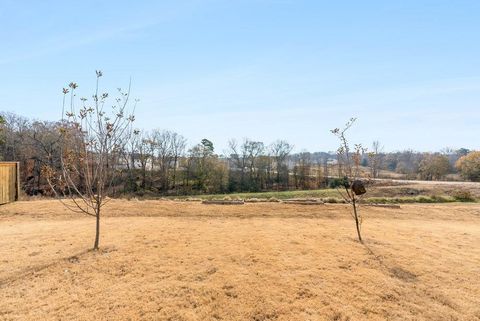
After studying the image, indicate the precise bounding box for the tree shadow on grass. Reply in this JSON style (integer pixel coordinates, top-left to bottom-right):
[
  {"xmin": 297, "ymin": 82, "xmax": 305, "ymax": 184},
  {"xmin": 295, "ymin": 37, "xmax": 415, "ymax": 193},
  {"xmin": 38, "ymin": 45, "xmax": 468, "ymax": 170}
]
[
  {"xmin": 0, "ymin": 249, "xmax": 94, "ymax": 288},
  {"xmin": 362, "ymin": 242, "xmax": 417, "ymax": 283}
]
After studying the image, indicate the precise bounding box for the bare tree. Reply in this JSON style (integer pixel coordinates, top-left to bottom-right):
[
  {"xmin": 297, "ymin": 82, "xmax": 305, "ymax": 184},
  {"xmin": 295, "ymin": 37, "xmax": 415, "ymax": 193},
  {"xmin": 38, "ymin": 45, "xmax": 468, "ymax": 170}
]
[
  {"xmin": 135, "ymin": 132, "xmax": 153, "ymax": 190},
  {"xmin": 294, "ymin": 151, "xmax": 312, "ymax": 190},
  {"xmin": 151, "ymin": 129, "xmax": 173, "ymax": 192},
  {"xmin": 0, "ymin": 112, "xmax": 30, "ymax": 163},
  {"xmin": 331, "ymin": 118, "xmax": 367, "ymax": 242},
  {"xmin": 322, "ymin": 157, "xmax": 329, "ymax": 188},
  {"xmin": 119, "ymin": 127, "xmax": 140, "ymax": 192},
  {"xmin": 244, "ymin": 139, "xmax": 265, "ymax": 191},
  {"xmin": 228, "ymin": 139, "xmax": 248, "ymax": 191},
  {"xmin": 368, "ymin": 140, "xmax": 383, "ymax": 178},
  {"xmin": 270, "ymin": 140, "xmax": 293, "ymax": 190},
  {"xmin": 147, "ymin": 129, "xmax": 186, "ymax": 193},
  {"xmin": 228, "ymin": 138, "xmax": 266, "ymax": 192},
  {"xmin": 145, "ymin": 131, "xmax": 157, "ymax": 189},
  {"xmin": 418, "ymin": 153, "xmax": 450, "ymax": 181},
  {"xmin": 44, "ymin": 71, "xmax": 136, "ymax": 250},
  {"xmin": 25, "ymin": 121, "xmax": 63, "ymax": 194},
  {"xmin": 170, "ymin": 132, "xmax": 187, "ymax": 192},
  {"xmin": 0, "ymin": 115, "xmax": 5, "ymax": 158}
]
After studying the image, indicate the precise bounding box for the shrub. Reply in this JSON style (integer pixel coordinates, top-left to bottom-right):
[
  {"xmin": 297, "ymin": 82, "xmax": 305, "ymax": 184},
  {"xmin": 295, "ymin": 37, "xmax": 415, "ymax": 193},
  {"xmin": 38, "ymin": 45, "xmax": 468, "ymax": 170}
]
[
  {"xmin": 328, "ymin": 177, "xmax": 349, "ymax": 189},
  {"xmin": 456, "ymin": 151, "xmax": 480, "ymax": 181},
  {"xmin": 417, "ymin": 196, "xmax": 433, "ymax": 203},
  {"xmin": 429, "ymin": 195, "xmax": 453, "ymax": 203},
  {"xmin": 452, "ymin": 190, "xmax": 475, "ymax": 202}
]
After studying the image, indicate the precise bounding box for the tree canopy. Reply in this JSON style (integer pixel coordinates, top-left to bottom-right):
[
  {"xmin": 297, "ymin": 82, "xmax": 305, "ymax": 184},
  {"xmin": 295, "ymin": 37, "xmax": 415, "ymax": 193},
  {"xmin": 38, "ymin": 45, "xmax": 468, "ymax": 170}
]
[{"xmin": 456, "ymin": 151, "xmax": 480, "ymax": 182}]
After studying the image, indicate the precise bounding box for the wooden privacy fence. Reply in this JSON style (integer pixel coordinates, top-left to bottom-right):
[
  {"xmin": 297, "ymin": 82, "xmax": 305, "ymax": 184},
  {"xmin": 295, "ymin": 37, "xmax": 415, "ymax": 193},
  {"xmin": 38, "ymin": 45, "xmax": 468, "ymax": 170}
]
[{"xmin": 0, "ymin": 162, "xmax": 20, "ymax": 204}]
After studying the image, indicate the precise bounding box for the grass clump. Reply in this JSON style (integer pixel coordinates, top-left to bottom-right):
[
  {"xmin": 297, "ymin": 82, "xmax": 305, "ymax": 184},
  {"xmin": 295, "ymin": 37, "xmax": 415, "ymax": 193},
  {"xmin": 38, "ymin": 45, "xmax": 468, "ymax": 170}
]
[
  {"xmin": 322, "ymin": 197, "xmax": 345, "ymax": 204},
  {"xmin": 364, "ymin": 195, "xmax": 455, "ymax": 204},
  {"xmin": 268, "ymin": 197, "xmax": 280, "ymax": 202},
  {"xmin": 451, "ymin": 190, "xmax": 476, "ymax": 202}
]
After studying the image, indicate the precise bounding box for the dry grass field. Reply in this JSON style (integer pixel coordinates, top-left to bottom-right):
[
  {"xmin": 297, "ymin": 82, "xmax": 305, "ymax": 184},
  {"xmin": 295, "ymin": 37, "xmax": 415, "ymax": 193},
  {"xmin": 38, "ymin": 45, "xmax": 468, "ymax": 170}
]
[{"xmin": 1, "ymin": 200, "xmax": 479, "ymax": 321}]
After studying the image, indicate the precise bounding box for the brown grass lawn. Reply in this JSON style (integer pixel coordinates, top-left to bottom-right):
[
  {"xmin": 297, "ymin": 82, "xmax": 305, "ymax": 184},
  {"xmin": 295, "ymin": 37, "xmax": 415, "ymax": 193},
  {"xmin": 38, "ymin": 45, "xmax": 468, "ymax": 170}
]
[{"xmin": 1, "ymin": 200, "xmax": 479, "ymax": 321}]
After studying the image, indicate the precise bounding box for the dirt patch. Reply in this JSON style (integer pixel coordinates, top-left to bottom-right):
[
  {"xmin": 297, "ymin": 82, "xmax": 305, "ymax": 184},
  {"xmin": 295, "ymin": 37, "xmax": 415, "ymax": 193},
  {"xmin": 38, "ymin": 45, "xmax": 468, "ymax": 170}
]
[{"xmin": 390, "ymin": 266, "xmax": 417, "ymax": 282}]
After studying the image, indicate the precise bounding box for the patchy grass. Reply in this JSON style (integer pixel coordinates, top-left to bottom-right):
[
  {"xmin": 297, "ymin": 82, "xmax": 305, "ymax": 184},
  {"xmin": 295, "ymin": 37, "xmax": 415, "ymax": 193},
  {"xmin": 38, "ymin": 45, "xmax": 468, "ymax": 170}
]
[
  {"xmin": 170, "ymin": 190, "xmax": 476, "ymax": 204},
  {"xmin": 119, "ymin": 180, "xmax": 480, "ymax": 204},
  {"xmin": 0, "ymin": 200, "xmax": 480, "ymax": 320},
  {"xmin": 171, "ymin": 189, "xmax": 341, "ymax": 201},
  {"xmin": 364, "ymin": 195, "xmax": 456, "ymax": 204},
  {"xmin": 169, "ymin": 182, "xmax": 480, "ymax": 204}
]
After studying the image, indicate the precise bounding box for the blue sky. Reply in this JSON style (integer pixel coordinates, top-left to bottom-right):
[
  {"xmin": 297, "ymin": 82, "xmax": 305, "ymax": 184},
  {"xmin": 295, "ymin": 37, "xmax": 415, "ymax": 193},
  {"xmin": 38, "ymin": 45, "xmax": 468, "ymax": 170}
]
[{"xmin": 0, "ymin": 0, "xmax": 479, "ymax": 153}]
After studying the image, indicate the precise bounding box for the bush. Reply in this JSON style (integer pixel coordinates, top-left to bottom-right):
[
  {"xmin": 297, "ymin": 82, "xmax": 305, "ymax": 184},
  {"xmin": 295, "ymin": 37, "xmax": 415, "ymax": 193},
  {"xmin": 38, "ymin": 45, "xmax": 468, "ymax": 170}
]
[
  {"xmin": 429, "ymin": 195, "xmax": 453, "ymax": 203},
  {"xmin": 452, "ymin": 190, "xmax": 475, "ymax": 202},
  {"xmin": 456, "ymin": 151, "xmax": 480, "ymax": 181},
  {"xmin": 328, "ymin": 177, "xmax": 349, "ymax": 189}
]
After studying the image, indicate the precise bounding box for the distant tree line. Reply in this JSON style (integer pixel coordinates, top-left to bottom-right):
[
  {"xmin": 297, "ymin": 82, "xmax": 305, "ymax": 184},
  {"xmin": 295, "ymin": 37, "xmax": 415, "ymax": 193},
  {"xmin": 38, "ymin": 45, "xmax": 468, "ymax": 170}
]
[{"xmin": 0, "ymin": 111, "xmax": 479, "ymax": 197}]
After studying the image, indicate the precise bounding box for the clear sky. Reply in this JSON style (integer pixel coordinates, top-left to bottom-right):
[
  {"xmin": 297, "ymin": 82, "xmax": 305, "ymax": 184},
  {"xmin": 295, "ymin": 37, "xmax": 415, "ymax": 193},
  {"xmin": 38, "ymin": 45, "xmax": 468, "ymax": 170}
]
[{"xmin": 0, "ymin": 0, "xmax": 479, "ymax": 153}]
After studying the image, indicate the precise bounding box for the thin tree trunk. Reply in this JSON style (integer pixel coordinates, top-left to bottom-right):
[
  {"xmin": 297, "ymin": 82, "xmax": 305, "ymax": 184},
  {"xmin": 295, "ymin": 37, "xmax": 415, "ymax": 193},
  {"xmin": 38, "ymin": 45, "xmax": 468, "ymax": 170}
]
[
  {"xmin": 352, "ymin": 197, "xmax": 362, "ymax": 242},
  {"xmin": 93, "ymin": 208, "xmax": 100, "ymax": 250},
  {"xmin": 36, "ymin": 161, "xmax": 41, "ymax": 193},
  {"xmin": 276, "ymin": 162, "xmax": 280, "ymax": 191},
  {"xmin": 172, "ymin": 156, "xmax": 177, "ymax": 192},
  {"xmin": 324, "ymin": 160, "xmax": 328, "ymax": 187},
  {"xmin": 286, "ymin": 167, "xmax": 289, "ymax": 190},
  {"xmin": 141, "ymin": 165, "xmax": 146, "ymax": 190}
]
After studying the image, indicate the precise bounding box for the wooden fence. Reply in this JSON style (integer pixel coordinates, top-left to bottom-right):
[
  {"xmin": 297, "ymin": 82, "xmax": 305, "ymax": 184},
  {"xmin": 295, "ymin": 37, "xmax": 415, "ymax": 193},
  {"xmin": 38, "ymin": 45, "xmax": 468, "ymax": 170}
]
[{"xmin": 0, "ymin": 162, "xmax": 20, "ymax": 204}]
